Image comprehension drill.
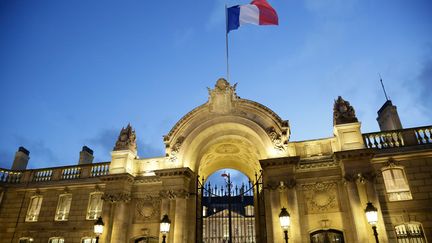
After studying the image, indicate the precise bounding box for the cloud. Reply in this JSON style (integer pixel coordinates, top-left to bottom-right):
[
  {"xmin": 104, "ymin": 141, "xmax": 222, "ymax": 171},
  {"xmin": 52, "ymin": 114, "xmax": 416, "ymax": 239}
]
[
  {"xmin": 0, "ymin": 149, "xmax": 13, "ymax": 168},
  {"xmin": 417, "ymin": 54, "xmax": 432, "ymax": 110},
  {"xmin": 13, "ymin": 136, "xmax": 59, "ymax": 168},
  {"xmin": 304, "ymin": 0, "xmax": 359, "ymax": 18}
]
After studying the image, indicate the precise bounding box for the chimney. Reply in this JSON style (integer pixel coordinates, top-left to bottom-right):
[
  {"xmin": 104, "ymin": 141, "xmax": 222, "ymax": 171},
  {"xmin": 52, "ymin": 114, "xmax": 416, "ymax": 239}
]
[
  {"xmin": 79, "ymin": 146, "xmax": 94, "ymax": 164},
  {"xmin": 12, "ymin": 146, "xmax": 30, "ymax": 170},
  {"xmin": 377, "ymin": 100, "xmax": 403, "ymax": 131}
]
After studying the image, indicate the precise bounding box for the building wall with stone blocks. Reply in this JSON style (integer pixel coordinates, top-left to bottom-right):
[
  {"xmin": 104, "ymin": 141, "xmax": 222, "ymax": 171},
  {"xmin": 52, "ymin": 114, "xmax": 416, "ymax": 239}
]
[
  {"xmin": 1, "ymin": 79, "xmax": 432, "ymax": 243},
  {"xmin": 0, "ymin": 181, "xmax": 108, "ymax": 243}
]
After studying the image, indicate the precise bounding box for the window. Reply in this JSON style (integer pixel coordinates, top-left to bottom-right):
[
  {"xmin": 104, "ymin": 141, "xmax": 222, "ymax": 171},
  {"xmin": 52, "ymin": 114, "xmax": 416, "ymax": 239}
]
[
  {"xmin": 18, "ymin": 238, "xmax": 34, "ymax": 243},
  {"xmin": 55, "ymin": 194, "xmax": 72, "ymax": 221},
  {"xmin": 81, "ymin": 237, "xmax": 96, "ymax": 243},
  {"xmin": 244, "ymin": 205, "xmax": 254, "ymax": 216},
  {"xmin": 25, "ymin": 195, "xmax": 43, "ymax": 222},
  {"xmin": 48, "ymin": 237, "xmax": 64, "ymax": 243},
  {"xmin": 395, "ymin": 222, "xmax": 427, "ymax": 243},
  {"xmin": 86, "ymin": 192, "xmax": 103, "ymax": 220},
  {"xmin": 382, "ymin": 165, "xmax": 412, "ymax": 201}
]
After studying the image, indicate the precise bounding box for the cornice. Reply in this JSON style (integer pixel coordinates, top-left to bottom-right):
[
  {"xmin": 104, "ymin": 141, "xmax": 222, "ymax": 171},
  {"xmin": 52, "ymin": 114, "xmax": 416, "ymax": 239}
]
[
  {"xmin": 333, "ymin": 149, "xmax": 375, "ymax": 161},
  {"xmin": 260, "ymin": 156, "xmax": 300, "ymax": 168},
  {"xmin": 154, "ymin": 167, "xmax": 195, "ymax": 178}
]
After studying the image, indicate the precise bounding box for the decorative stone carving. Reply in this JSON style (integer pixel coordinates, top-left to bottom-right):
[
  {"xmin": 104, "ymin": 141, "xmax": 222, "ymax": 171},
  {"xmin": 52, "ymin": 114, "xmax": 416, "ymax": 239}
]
[
  {"xmin": 102, "ymin": 192, "xmax": 131, "ymax": 203},
  {"xmin": 344, "ymin": 172, "xmax": 376, "ymax": 184},
  {"xmin": 302, "ymin": 182, "xmax": 339, "ymax": 214},
  {"xmin": 113, "ymin": 124, "xmax": 137, "ymax": 151},
  {"xmin": 267, "ymin": 127, "xmax": 286, "ymax": 152},
  {"xmin": 168, "ymin": 136, "xmax": 184, "ymax": 163},
  {"xmin": 159, "ymin": 189, "xmax": 190, "ymax": 200},
  {"xmin": 208, "ymin": 78, "xmax": 238, "ymax": 114},
  {"xmin": 333, "ymin": 96, "xmax": 358, "ymax": 125},
  {"xmin": 136, "ymin": 195, "xmax": 161, "ymax": 220}
]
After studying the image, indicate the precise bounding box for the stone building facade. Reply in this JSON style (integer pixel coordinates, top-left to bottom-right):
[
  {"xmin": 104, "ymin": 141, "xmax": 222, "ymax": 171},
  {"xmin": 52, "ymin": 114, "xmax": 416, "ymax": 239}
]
[{"xmin": 0, "ymin": 78, "xmax": 431, "ymax": 243}]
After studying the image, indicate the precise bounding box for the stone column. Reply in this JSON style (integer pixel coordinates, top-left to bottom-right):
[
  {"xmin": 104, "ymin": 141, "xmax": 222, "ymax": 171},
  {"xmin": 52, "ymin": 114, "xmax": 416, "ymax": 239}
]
[
  {"xmin": 156, "ymin": 168, "xmax": 194, "ymax": 243},
  {"xmin": 173, "ymin": 196, "xmax": 187, "ymax": 243},
  {"xmin": 344, "ymin": 178, "xmax": 368, "ymax": 242},
  {"xmin": 103, "ymin": 193, "xmax": 131, "ymax": 243}
]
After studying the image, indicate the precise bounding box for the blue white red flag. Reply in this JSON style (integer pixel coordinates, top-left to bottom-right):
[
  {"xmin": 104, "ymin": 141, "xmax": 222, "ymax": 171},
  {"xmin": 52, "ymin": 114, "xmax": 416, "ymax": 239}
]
[{"xmin": 227, "ymin": 0, "xmax": 278, "ymax": 33}]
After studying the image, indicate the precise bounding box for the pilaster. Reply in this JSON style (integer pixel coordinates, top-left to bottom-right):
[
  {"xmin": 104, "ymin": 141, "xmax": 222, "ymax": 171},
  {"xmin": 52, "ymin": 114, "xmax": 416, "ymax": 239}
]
[
  {"xmin": 260, "ymin": 156, "xmax": 300, "ymax": 243},
  {"xmin": 156, "ymin": 168, "xmax": 195, "ymax": 243}
]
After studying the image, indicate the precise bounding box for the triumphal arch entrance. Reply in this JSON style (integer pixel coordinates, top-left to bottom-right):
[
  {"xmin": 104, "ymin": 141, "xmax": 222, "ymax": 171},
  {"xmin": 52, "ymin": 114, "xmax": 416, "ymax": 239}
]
[{"xmin": 161, "ymin": 78, "xmax": 290, "ymax": 242}]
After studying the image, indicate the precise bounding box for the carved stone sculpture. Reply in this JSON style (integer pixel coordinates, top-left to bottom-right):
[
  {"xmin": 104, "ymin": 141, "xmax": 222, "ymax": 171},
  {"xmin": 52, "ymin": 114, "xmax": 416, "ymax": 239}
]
[
  {"xmin": 333, "ymin": 96, "xmax": 358, "ymax": 125},
  {"xmin": 267, "ymin": 127, "xmax": 286, "ymax": 152},
  {"xmin": 208, "ymin": 78, "xmax": 238, "ymax": 114},
  {"xmin": 302, "ymin": 182, "xmax": 339, "ymax": 214},
  {"xmin": 168, "ymin": 136, "xmax": 184, "ymax": 163},
  {"xmin": 136, "ymin": 195, "xmax": 161, "ymax": 220},
  {"xmin": 113, "ymin": 124, "xmax": 137, "ymax": 151}
]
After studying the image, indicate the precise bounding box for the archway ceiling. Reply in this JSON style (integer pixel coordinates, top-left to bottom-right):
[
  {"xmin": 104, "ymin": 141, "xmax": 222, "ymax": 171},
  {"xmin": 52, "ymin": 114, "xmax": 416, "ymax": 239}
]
[{"xmin": 197, "ymin": 136, "xmax": 261, "ymax": 180}]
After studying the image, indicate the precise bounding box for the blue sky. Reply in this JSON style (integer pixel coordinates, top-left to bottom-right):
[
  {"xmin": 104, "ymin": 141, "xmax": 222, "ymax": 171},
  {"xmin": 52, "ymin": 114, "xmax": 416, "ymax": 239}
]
[{"xmin": 0, "ymin": 0, "xmax": 431, "ymax": 169}]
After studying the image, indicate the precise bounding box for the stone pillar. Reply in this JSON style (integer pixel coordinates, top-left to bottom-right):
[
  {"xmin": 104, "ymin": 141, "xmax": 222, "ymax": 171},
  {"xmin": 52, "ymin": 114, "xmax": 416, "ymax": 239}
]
[
  {"xmin": 286, "ymin": 182, "xmax": 300, "ymax": 243},
  {"xmin": 173, "ymin": 197, "xmax": 187, "ymax": 243},
  {"xmin": 336, "ymin": 149, "xmax": 376, "ymax": 242},
  {"xmin": 344, "ymin": 178, "xmax": 368, "ymax": 242},
  {"xmin": 156, "ymin": 168, "xmax": 194, "ymax": 243},
  {"xmin": 259, "ymin": 156, "xmax": 300, "ymax": 243},
  {"xmin": 102, "ymin": 193, "xmax": 131, "ymax": 243},
  {"xmin": 101, "ymin": 174, "xmax": 134, "ymax": 243},
  {"xmin": 111, "ymin": 200, "xmax": 130, "ymax": 242}
]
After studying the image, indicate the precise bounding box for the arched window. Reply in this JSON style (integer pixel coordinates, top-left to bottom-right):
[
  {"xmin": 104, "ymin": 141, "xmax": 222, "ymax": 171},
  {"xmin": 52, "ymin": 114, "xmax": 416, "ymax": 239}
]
[
  {"xmin": 381, "ymin": 164, "xmax": 412, "ymax": 201},
  {"xmin": 55, "ymin": 194, "xmax": 72, "ymax": 221},
  {"xmin": 81, "ymin": 237, "xmax": 96, "ymax": 243},
  {"xmin": 48, "ymin": 237, "xmax": 64, "ymax": 243},
  {"xmin": 86, "ymin": 192, "xmax": 103, "ymax": 220},
  {"xmin": 310, "ymin": 229, "xmax": 345, "ymax": 243},
  {"xmin": 395, "ymin": 222, "xmax": 426, "ymax": 242},
  {"xmin": 25, "ymin": 195, "xmax": 43, "ymax": 222},
  {"xmin": 18, "ymin": 237, "xmax": 34, "ymax": 243}
]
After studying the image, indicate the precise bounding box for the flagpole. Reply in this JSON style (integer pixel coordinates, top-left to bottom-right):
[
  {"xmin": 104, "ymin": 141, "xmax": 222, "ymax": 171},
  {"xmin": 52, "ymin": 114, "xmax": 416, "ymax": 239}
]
[{"xmin": 225, "ymin": 4, "xmax": 230, "ymax": 82}]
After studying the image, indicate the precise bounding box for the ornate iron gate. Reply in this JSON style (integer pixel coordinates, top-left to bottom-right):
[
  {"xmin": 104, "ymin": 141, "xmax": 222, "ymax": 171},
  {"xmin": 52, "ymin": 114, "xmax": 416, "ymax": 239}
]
[{"xmin": 196, "ymin": 172, "xmax": 266, "ymax": 243}]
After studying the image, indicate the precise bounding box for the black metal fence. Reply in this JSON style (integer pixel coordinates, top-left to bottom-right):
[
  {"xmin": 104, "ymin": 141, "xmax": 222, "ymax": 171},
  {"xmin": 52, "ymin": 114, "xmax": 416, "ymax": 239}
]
[{"xmin": 196, "ymin": 172, "xmax": 265, "ymax": 243}]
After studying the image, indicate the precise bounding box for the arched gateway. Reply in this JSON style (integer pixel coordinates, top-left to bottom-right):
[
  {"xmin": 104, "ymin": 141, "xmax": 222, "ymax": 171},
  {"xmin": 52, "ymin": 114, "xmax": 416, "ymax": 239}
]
[
  {"xmin": 107, "ymin": 78, "xmax": 384, "ymax": 243},
  {"xmin": 162, "ymin": 78, "xmax": 289, "ymax": 242}
]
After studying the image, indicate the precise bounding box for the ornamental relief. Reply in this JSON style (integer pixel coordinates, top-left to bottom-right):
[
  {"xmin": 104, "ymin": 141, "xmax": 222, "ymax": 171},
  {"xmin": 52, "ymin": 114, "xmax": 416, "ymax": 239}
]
[
  {"xmin": 135, "ymin": 195, "xmax": 161, "ymax": 222},
  {"xmin": 302, "ymin": 182, "xmax": 339, "ymax": 214},
  {"xmin": 267, "ymin": 127, "xmax": 287, "ymax": 152}
]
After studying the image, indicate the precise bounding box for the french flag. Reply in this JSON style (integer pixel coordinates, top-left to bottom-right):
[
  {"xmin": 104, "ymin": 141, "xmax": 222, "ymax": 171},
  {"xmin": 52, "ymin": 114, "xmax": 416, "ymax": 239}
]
[{"xmin": 227, "ymin": 0, "xmax": 278, "ymax": 33}]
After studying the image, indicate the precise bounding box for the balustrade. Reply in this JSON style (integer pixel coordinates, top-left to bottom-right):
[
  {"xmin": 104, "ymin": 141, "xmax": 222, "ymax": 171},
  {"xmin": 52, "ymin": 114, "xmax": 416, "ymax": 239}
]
[
  {"xmin": 363, "ymin": 126, "xmax": 432, "ymax": 149},
  {"xmin": 0, "ymin": 169, "xmax": 22, "ymax": 183},
  {"xmin": 0, "ymin": 162, "xmax": 109, "ymax": 184},
  {"xmin": 33, "ymin": 169, "xmax": 53, "ymax": 182},
  {"xmin": 61, "ymin": 167, "xmax": 81, "ymax": 179}
]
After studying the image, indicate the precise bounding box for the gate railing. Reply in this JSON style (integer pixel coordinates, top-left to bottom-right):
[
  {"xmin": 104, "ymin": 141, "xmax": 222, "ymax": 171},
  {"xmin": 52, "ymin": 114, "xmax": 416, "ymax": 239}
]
[{"xmin": 196, "ymin": 171, "xmax": 265, "ymax": 243}]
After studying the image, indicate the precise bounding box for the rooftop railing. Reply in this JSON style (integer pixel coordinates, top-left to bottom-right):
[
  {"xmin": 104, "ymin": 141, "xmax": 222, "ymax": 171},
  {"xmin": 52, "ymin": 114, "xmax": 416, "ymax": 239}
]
[
  {"xmin": 363, "ymin": 126, "xmax": 432, "ymax": 149},
  {"xmin": 0, "ymin": 162, "xmax": 110, "ymax": 185}
]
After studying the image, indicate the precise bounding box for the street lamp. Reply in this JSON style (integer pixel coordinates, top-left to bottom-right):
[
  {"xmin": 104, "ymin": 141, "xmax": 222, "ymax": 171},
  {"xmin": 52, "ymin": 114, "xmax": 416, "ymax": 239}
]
[
  {"xmin": 279, "ymin": 207, "xmax": 291, "ymax": 243},
  {"xmin": 365, "ymin": 202, "xmax": 379, "ymax": 243},
  {"xmin": 94, "ymin": 216, "xmax": 104, "ymax": 243},
  {"xmin": 160, "ymin": 214, "xmax": 171, "ymax": 243}
]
